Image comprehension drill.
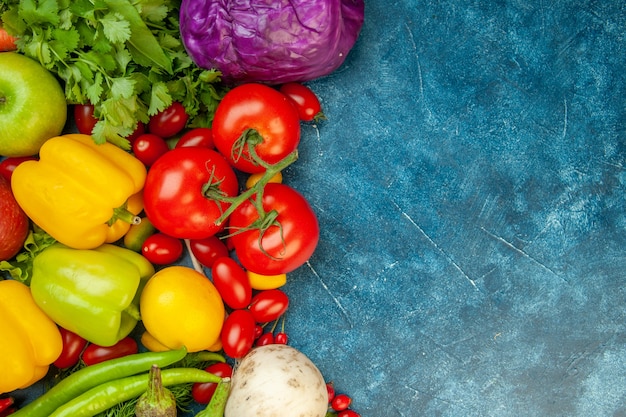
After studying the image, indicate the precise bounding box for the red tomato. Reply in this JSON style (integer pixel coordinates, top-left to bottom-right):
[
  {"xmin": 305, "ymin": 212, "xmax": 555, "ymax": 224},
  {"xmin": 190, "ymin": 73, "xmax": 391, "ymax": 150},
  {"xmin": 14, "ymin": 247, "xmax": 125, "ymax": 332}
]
[
  {"xmin": 279, "ymin": 82, "xmax": 323, "ymax": 122},
  {"xmin": 148, "ymin": 102, "xmax": 188, "ymax": 138},
  {"xmin": 248, "ymin": 289, "xmax": 289, "ymax": 323},
  {"xmin": 175, "ymin": 127, "xmax": 214, "ymax": 149},
  {"xmin": 229, "ymin": 183, "xmax": 319, "ymax": 275},
  {"xmin": 0, "ymin": 156, "xmax": 37, "ymax": 183},
  {"xmin": 255, "ymin": 332, "xmax": 274, "ymax": 346},
  {"xmin": 141, "ymin": 233, "xmax": 184, "ymax": 265},
  {"xmin": 331, "ymin": 394, "xmax": 352, "ymax": 412},
  {"xmin": 212, "ymin": 83, "xmax": 300, "ymax": 173},
  {"xmin": 143, "ymin": 147, "xmax": 239, "ymax": 239},
  {"xmin": 211, "ymin": 257, "xmax": 252, "ymax": 309},
  {"xmin": 191, "ymin": 362, "xmax": 233, "ymax": 404},
  {"xmin": 81, "ymin": 337, "xmax": 138, "ymax": 366},
  {"xmin": 274, "ymin": 331, "xmax": 288, "ymax": 345},
  {"xmin": 74, "ymin": 104, "xmax": 98, "ymax": 135},
  {"xmin": 126, "ymin": 121, "xmax": 146, "ymax": 146},
  {"xmin": 53, "ymin": 327, "xmax": 88, "ymax": 369},
  {"xmin": 220, "ymin": 309, "xmax": 257, "ymax": 359},
  {"xmin": 188, "ymin": 236, "xmax": 230, "ymax": 269},
  {"xmin": 132, "ymin": 133, "xmax": 170, "ymax": 167}
]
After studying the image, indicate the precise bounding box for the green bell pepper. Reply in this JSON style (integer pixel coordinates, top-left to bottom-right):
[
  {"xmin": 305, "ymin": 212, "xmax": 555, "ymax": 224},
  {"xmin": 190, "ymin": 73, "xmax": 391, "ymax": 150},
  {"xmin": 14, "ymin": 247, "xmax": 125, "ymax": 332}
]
[{"xmin": 30, "ymin": 243, "xmax": 155, "ymax": 347}]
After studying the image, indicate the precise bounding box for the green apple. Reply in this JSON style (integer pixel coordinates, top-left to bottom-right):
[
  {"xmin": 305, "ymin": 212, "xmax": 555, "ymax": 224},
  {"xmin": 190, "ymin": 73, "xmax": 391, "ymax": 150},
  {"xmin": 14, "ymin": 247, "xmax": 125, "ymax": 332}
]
[{"xmin": 0, "ymin": 52, "xmax": 67, "ymax": 157}]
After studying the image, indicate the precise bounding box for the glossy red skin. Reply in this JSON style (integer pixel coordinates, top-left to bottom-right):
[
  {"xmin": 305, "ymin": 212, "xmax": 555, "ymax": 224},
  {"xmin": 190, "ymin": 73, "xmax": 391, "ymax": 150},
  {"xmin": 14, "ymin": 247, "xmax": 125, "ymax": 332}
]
[
  {"xmin": 143, "ymin": 147, "xmax": 239, "ymax": 239},
  {"xmin": 331, "ymin": 394, "xmax": 352, "ymax": 411},
  {"xmin": 189, "ymin": 236, "xmax": 230, "ymax": 268},
  {"xmin": 212, "ymin": 83, "xmax": 300, "ymax": 173},
  {"xmin": 279, "ymin": 82, "xmax": 322, "ymax": 121},
  {"xmin": 274, "ymin": 332, "xmax": 288, "ymax": 345},
  {"xmin": 53, "ymin": 327, "xmax": 88, "ymax": 369},
  {"xmin": 126, "ymin": 122, "xmax": 146, "ymax": 146},
  {"xmin": 0, "ymin": 156, "xmax": 38, "ymax": 183},
  {"xmin": 0, "ymin": 176, "xmax": 29, "ymax": 261},
  {"xmin": 132, "ymin": 133, "xmax": 170, "ymax": 167},
  {"xmin": 191, "ymin": 362, "xmax": 233, "ymax": 404},
  {"xmin": 229, "ymin": 183, "xmax": 319, "ymax": 275},
  {"xmin": 148, "ymin": 102, "xmax": 188, "ymax": 138},
  {"xmin": 81, "ymin": 337, "xmax": 138, "ymax": 366},
  {"xmin": 175, "ymin": 127, "xmax": 215, "ymax": 149},
  {"xmin": 220, "ymin": 309, "xmax": 257, "ymax": 359},
  {"xmin": 248, "ymin": 289, "xmax": 289, "ymax": 323},
  {"xmin": 338, "ymin": 410, "xmax": 361, "ymax": 417},
  {"xmin": 73, "ymin": 104, "xmax": 98, "ymax": 135},
  {"xmin": 141, "ymin": 233, "xmax": 184, "ymax": 265},
  {"xmin": 211, "ymin": 257, "xmax": 252, "ymax": 310},
  {"xmin": 255, "ymin": 332, "xmax": 274, "ymax": 346}
]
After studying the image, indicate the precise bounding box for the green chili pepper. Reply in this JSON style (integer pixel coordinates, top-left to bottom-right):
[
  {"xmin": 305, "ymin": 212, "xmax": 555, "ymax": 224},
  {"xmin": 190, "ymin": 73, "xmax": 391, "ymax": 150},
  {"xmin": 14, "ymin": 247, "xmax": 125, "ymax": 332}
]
[
  {"xmin": 49, "ymin": 368, "xmax": 222, "ymax": 417},
  {"xmin": 12, "ymin": 348, "xmax": 187, "ymax": 417},
  {"xmin": 196, "ymin": 377, "xmax": 231, "ymax": 417}
]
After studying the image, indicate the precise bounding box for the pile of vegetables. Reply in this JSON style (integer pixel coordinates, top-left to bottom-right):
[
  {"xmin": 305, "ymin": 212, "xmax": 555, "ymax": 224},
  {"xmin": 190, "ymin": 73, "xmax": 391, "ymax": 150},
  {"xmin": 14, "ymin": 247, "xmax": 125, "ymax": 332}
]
[{"xmin": 0, "ymin": 0, "xmax": 366, "ymax": 415}]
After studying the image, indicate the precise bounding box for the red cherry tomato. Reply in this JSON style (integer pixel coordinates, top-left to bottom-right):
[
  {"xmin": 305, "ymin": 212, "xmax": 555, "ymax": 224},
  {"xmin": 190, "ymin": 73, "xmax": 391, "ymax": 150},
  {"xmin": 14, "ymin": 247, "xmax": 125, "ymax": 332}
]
[
  {"xmin": 229, "ymin": 183, "xmax": 319, "ymax": 275},
  {"xmin": 53, "ymin": 327, "xmax": 88, "ymax": 369},
  {"xmin": 141, "ymin": 233, "xmax": 184, "ymax": 265},
  {"xmin": 191, "ymin": 362, "xmax": 233, "ymax": 404},
  {"xmin": 211, "ymin": 257, "xmax": 252, "ymax": 310},
  {"xmin": 175, "ymin": 127, "xmax": 214, "ymax": 149},
  {"xmin": 248, "ymin": 289, "xmax": 289, "ymax": 323},
  {"xmin": 212, "ymin": 83, "xmax": 300, "ymax": 173},
  {"xmin": 132, "ymin": 133, "xmax": 170, "ymax": 167},
  {"xmin": 81, "ymin": 337, "xmax": 138, "ymax": 366},
  {"xmin": 255, "ymin": 332, "xmax": 274, "ymax": 346},
  {"xmin": 326, "ymin": 382, "xmax": 336, "ymax": 402},
  {"xmin": 253, "ymin": 324, "xmax": 263, "ymax": 339},
  {"xmin": 126, "ymin": 121, "xmax": 146, "ymax": 146},
  {"xmin": 188, "ymin": 236, "xmax": 230, "ymax": 269},
  {"xmin": 0, "ymin": 156, "xmax": 37, "ymax": 183},
  {"xmin": 274, "ymin": 331, "xmax": 288, "ymax": 345},
  {"xmin": 74, "ymin": 104, "xmax": 98, "ymax": 135},
  {"xmin": 148, "ymin": 102, "xmax": 188, "ymax": 138},
  {"xmin": 143, "ymin": 147, "xmax": 239, "ymax": 239},
  {"xmin": 331, "ymin": 394, "xmax": 352, "ymax": 412},
  {"xmin": 279, "ymin": 82, "xmax": 323, "ymax": 122},
  {"xmin": 338, "ymin": 410, "xmax": 361, "ymax": 417},
  {"xmin": 220, "ymin": 309, "xmax": 256, "ymax": 359}
]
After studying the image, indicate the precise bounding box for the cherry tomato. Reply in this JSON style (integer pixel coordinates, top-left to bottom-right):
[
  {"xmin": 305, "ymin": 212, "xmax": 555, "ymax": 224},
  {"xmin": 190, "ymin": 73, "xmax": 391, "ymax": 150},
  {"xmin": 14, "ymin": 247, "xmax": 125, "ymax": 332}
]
[
  {"xmin": 81, "ymin": 337, "xmax": 138, "ymax": 366},
  {"xmin": 53, "ymin": 327, "xmax": 88, "ymax": 369},
  {"xmin": 327, "ymin": 382, "xmax": 336, "ymax": 402},
  {"xmin": 274, "ymin": 331, "xmax": 288, "ymax": 345},
  {"xmin": 141, "ymin": 233, "xmax": 184, "ymax": 265},
  {"xmin": 211, "ymin": 257, "xmax": 252, "ymax": 309},
  {"xmin": 279, "ymin": 82, "xmax": 324, "ymax": 122},
  {"xmin": 175, "ymin": 127, "xmax": 214, "ymax": 149},
  {"xmin": 331, "ymin": 394, "xmax": 352, "ymax": 412},
  {"xmin": 132, "ymin": 133, "xmax": 170, "ymax": 167},
  {"xmin": 253, "ymin": 324, "xmax": 264, "ymax": 339},
  {"xmin": 188, "ymin": 236, "xmax": 230, "ymax": 269},
  {"xmin": 73, "ymin": 104, "xmax": 98, "ymax": 135},
  {"xmin": 212, "ymin": 83, "xmax": 300, "ymax": 173},
  {"xmin": 220, "ymin": 309, "xmax": 256, "ymax": 359},
  {"xmin": 229, "ymin": 183, "xmax": 319, "ymax": 275},
  {"xmin": 126, "ymin": 121, "xmax": 146, "ymax": 146},
  {"xmin": 248, "ymin": 289, "xmax": 289, "ymax": 323},
  {"xmin": 143, "ymin": 147, "xmax": 239, "ymax": 239},
  {"xmin": 255, "ymin": 332, "xmax": 274, "ymax": 346},
  {"xmin": 191, "ymin": 362, "xmax": 233, "ymax": 404},
  {"xmin": 0, "ymin": 156, "xmax": 37, "ymax": 183},
  {"xmin": 338, "ymin": 410, "xmax": 361, "ymax": 417},
  {"xmin": 148, "ymin": 102, "xmax": 188, "ymax": 138}
]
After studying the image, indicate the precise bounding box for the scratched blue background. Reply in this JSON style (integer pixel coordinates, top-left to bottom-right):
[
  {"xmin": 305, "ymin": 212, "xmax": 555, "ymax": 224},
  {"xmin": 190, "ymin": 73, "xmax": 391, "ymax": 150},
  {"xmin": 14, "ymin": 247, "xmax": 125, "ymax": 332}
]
[{"xmin": 12, "ymin": 0, "xmax": 626, "ymax": 416}]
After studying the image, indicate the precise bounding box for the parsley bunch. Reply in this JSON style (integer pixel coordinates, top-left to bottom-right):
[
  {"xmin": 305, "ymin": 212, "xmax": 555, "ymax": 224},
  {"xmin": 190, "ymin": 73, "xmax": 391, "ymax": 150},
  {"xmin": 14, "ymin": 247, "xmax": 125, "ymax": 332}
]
[{"xmin": 1, "ymin": 0, "xmax": 227, "ymax": 149}]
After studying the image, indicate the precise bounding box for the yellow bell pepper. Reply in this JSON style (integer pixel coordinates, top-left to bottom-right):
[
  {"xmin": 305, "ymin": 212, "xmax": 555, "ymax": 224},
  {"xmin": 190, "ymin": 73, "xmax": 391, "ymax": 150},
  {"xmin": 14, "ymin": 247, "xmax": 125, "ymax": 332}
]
[
  {"xmin": 0, "ymin": 280, "xmax": 63, "ymax": 394},
  {"xmin": 11, "ymin": 134, "xmax": 147, "ymax": 249}
]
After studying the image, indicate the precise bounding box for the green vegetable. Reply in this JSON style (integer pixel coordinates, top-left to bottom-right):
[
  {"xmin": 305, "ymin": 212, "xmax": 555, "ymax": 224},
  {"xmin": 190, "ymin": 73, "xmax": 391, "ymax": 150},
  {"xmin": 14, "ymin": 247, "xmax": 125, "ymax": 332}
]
[
  {"xmin": 12, "ymin": 347, "xmax": 187, "ymax": 417},
  {"xmin": 134, "ymin": 365, "xmax": 177, "ymax": 417},
  {"xmin": 49, "ymin": 368, "xmax": 222, "ymax": 417},
  {"xmin": 0, "ymin": 225, "xmax": 55, "ymax": 284},
  {"xmin": 1, "ymin": 0, "xmax": 227, "ymax": 149},
  {"xmin": 196, "ymin": 377, "xmax": 231, "ymax": 417}
]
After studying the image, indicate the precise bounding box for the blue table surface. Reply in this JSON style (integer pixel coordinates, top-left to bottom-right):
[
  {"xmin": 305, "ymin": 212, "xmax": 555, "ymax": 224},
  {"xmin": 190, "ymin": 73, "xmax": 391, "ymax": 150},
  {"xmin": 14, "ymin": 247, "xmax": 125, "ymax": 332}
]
[{"xmin": 12, "ymin": 1, "xmax": 626, "ymax": 416}]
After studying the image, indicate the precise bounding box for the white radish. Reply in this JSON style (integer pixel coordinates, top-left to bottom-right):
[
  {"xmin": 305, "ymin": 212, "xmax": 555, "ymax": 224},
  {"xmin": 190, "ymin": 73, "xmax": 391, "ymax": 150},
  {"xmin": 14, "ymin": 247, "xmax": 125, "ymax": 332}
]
[{"xmin": 224, "ymin": 344, "xmax": 328, "ymax": 417}]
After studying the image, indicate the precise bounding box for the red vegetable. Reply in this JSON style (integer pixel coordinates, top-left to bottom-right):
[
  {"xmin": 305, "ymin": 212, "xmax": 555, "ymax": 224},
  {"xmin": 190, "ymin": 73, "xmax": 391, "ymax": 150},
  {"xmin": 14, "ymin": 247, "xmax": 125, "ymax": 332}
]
[
  {"xmin": 53, "ymin": 327, "xmax": 88, "ymax": 369},
  {"xmin": 141, "ymin": 233, "xmax": 184, "ymax": 265},
  {"xmin": 279, "ymin": 83, "xmax": 324, "ymax": 122},
  {"xmin": 0, "ymin": 156, "xmax": 38, "ymax": 183},
  {"xmin": 188, "ymin": 236, "xmax": 230, "ymax": 269},
  {"xmin": 81, "ymin": 336, "xmax": 138, "ymax": 366},
  {"xmin": 148, "ymin": 102, "xmax": 188, "ymax": 138},
  {"xmin": 331, "ymin": 394, "xmax": 352, "ymax": 411},
  {"xmin": 255, "ymin": 332, "xmax": 274, "ymax": 346},
  {"xmin": 175, "ymin": 127, "xmax": 215, "ymax": 149},
  {"xmin": 220, "ymin": 309, "xmax": 256, "ymax": 359},
  {"xmin": 132, "ymin": 134, "xmax": 170, "ymax": 167},
  {"xmin": 211, "ymin": 257, "xmax": 252, "ymax": 310},
  {"xmin": 73, "ymin": 104, "xmax": 98, "ymax": 135},
  {"xmin": 191, "ymin": 362, "xmax": 233, "ymax": 404},
  {"xmin": 248, "ymin": 289, "xmax": 289, "ymax": 323}
]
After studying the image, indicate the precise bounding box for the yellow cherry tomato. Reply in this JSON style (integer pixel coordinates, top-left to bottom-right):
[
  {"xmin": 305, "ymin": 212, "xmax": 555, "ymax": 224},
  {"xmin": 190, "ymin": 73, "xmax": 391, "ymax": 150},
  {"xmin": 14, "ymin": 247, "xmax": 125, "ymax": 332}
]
[
  {"xmin": 246, "ymin": 270, "xmax": 287, "ymax": 290},
  {"xmin": 140, "ymin": 266, "xmax": 225, "ymax": 352},
  {"xmin": 245, "ymin": 171, "xmax": 283, "ymax": 189}
]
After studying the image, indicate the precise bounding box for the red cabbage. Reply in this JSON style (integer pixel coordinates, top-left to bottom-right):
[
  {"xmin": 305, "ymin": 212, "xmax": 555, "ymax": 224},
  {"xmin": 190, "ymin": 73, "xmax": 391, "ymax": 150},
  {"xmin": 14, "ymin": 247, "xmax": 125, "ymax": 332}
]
[{"xmin": 179, "ymin": 0, "xmax": 365, "ymax": 85}]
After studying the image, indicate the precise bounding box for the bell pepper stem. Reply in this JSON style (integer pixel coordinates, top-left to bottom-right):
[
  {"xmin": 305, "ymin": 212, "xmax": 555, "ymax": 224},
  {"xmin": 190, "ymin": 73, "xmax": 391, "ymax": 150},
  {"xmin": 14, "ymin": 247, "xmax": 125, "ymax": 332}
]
[{"xmin": 109, "ymin": 205, "xmax": 141, "ymax": 227}]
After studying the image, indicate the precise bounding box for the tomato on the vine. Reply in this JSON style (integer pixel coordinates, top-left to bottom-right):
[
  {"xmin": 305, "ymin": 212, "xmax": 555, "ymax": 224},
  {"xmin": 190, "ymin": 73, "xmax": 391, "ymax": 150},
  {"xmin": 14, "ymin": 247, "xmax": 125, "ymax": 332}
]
[
  {"xmin": 175, "ymin": 127, "xmax": 215, "ymax": 149},
  {"xmin": 192, "ymin": 362, "xmax": 233, "ymax": 404},
  {"xmin": 211, "ymin": 257, "xmax": 252, "ymax": 310},
  {"xmin": 143, "ymin": 147, "xmax": 239, "ymax": 239},
  {"xmin": 148, "ymin": 101, "xmax": 188, "ymax": 138},
  {"xmin": 248, "ymin": 289, "xmax": 289, "ymax": 323},
  {"xmin": 81, "ymin": 337, "xmax": 138, "ymax": 366},
  {"xmin": 53, "ymin": 327, "xmax": 88, "ymax": 369},
  {"xmin": 212, "ymin": 83, "xmax": 300, "ymax": 173},
  {"xmin": 228, "ymin": 183, "xmax": 319, "ymax": 274},
  {"xmin": 279, "ymin": 82, "xmax": 324, "ymax": 122},
  {"xmin": 141, "ymin": 233, "xmax": 184, "ymax": 265},
  {"xmin": 73, "ymin": 104, "xmax": 98, "ymax": 135},
  {"xmin": 220, "ymin": 309, "xmax": 256, "ymax": 359},
  {"xmin": 188, "ymin": 236, "xmax": 230, "ymax": 268},
  {"xmin": 132, "ymin": 133, "xmax": 170, "ymax": 167}
]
